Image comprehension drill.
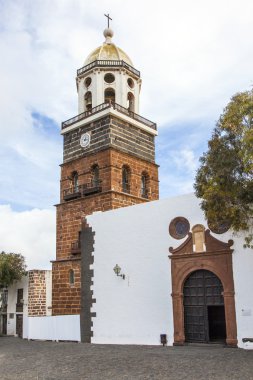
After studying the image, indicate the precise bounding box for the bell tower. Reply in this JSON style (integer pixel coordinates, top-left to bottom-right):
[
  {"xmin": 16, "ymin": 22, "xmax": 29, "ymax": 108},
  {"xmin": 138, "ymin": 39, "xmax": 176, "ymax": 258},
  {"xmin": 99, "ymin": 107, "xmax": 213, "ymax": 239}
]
[
  {"xmin": 78, "ymin": 27, "xmax": 141, "ymax": 114},
  {"xmin": 52, "ymin": 23, "xmax": 159, "ymax": 315}
]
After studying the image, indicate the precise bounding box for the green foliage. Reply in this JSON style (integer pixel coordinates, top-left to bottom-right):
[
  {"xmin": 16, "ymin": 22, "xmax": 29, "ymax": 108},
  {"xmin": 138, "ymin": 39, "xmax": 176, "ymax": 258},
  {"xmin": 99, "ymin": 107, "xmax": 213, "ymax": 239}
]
[
  {"xmin": 195, "ymin": 89, "xmax": 253, "ymax": 247},
  {"xmin": 0, "ymin": 252, "xmax": 27, "ymax": 288}
]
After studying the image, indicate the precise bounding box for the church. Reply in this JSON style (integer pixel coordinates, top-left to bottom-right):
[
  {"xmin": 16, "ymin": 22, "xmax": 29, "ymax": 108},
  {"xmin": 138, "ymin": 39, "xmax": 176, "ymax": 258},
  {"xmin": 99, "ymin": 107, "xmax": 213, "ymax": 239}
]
[{"xmin": 28, "ymin": 20, "xmax": 253, "ymax": 349}]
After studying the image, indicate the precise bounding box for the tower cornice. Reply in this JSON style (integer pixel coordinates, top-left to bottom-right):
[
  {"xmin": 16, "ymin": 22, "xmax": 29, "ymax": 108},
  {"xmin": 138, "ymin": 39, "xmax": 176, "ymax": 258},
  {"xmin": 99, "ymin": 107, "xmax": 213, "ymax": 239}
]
[
  {"xmin": 61, "ymin": 102, "xmax": 157, "ymax": 136},
  {"xmin": 77, "ymin": 59, "xmax": 140, "ymax": 79}
]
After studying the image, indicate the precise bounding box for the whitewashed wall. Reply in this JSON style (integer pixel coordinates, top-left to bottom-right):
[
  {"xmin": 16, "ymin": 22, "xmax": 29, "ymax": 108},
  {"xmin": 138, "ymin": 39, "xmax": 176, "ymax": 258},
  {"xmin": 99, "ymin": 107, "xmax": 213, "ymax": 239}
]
[
  {"xmin": 7, "ymin": 276, "xmax": 28, "ymax": 335},
  {"xmin": 23, "ymin": 315, "xmax": 80, "ymax": 341},
  {"xmin": 87, "ymin": 193, "xmax": 253, "ymax": 348},
  {"xmin": 78, "ymin": 70, "xmax": 140, "ymax": 114},
  {"xmin": 232, "ymin": 234, "xmax": 253, "ymax": 348}
]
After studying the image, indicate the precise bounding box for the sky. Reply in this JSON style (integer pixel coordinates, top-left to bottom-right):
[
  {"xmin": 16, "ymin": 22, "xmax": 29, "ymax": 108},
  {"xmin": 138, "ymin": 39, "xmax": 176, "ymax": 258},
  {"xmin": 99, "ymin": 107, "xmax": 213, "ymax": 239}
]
[{"xmin": 0, "ymin": 0, "xmax": 253, "ymax": 269}]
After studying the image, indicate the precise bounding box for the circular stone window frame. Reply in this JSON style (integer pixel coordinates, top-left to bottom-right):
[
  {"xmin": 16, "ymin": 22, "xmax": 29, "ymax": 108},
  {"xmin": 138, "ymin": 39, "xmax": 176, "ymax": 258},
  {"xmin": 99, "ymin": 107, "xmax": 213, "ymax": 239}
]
[
  {"xmin": 104, "ymin": 73, "xmax": 115, "ymax": 84},
  {"xmin": 127, "ymin": 77, "xmax": 135, "ymax": 89},
  {"xmin": 207, "ymin": 220, "xmax": 231, "ymax": 234},
  {"xmin": 169, "ymin": 217, "xmax": 190, "ymax": 240}
]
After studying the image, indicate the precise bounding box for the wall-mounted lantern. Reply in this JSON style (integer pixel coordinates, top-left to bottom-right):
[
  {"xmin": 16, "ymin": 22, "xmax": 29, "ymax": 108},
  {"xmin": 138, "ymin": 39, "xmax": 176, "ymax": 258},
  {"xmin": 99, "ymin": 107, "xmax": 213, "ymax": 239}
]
[{"xmin": 113, "ymin": 264, "xmax": 125, "ymax": 280}]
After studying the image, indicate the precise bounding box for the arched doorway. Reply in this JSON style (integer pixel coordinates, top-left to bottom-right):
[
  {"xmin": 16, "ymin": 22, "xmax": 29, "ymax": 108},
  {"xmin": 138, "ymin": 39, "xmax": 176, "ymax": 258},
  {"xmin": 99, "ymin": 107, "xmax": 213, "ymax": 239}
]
[{"xmin": 184, "ymin": 269, "xmax": 226, "ymax": 343}]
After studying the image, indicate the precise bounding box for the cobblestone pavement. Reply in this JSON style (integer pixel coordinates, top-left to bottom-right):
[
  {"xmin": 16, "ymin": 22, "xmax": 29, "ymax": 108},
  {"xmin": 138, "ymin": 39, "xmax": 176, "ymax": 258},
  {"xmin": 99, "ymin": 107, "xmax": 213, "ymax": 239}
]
[{"xmin": 0, "ymin": 337, "xmax": 253, "ymax": 380}]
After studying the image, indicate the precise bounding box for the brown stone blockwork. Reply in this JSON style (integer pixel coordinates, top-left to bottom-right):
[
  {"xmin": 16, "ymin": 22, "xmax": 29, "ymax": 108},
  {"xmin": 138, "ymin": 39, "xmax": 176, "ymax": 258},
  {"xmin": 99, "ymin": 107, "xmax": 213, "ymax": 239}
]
[
  {"xmin": 28, "ymin": 271, "xmax": 46, "ymax": 316},
  {"xmin": 60, "ymin": 148, "xmax": 159, "ymax": 202},
  {"xmin": 169, "ymin": 229, "xmax": 238, "ymax": 347},
  {"xmin": 52, "ymin": 260, "xmax": 81, "ymax": 315},
  {"xmin": 109, "ymin": 149, "xmax": 159, "ymax": 199}
]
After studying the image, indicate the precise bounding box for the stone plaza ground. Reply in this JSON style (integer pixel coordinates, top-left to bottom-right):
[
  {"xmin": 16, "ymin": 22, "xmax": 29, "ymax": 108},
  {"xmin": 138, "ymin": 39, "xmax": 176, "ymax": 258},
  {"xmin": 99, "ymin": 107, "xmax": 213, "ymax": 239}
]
[{"xmin": 0, "ymin": 337, "xmax": 253, "ymax": 380}]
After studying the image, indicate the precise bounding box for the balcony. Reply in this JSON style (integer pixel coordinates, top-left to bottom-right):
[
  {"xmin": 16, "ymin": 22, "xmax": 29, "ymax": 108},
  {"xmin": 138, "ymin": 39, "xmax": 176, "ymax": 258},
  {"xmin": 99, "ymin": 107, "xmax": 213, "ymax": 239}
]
[
  {"xmin": 62, "ymin": 102, "xmax": 157, "ymax": 131},
  {"xmin": 63, "ymin": 181, "xmax": 102, "ymax": 201},
  {"xmin": 82, "ymin": 180, "xmax": 102, "ymax": 196},
  {"xmin": 77, "ymin": 59, "xmax": 140, "ymax": 78},
  {"xmin": 71, "ymin": 240, "xmax": 81, "ymax": 255},
  {"xmin": 63, "ymin": 186, "xmax": 82, "ymax": 201}
]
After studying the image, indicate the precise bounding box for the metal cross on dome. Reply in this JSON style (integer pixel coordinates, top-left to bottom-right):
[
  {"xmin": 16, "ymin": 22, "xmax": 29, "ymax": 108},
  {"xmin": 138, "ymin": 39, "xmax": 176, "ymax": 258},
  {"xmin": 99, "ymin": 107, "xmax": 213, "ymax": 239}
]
[{"xmin": 104, "ymin": 13, "xmax": 112, "ymax": 28}]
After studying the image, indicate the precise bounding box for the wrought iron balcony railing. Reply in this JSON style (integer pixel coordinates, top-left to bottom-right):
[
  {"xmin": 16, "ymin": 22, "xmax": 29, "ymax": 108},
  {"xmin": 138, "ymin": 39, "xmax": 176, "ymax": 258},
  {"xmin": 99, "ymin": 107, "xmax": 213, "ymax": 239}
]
[
  {"xmin": 62, "ymin": 102, "xmax": 157, "ymax": 131},
  {"xmin": 63, "ymin": 186, "xmax": 82, "ymax": 201},
  {"xmin": 63, "ymin": 181, "xmax": 102, "ymax": 201},
  {"xmin": 82, "ymin": 180, "xmax": 102, "ymax": 195},
  {"xmin": 77, "ymin": 59, "xmax": 140, "ymax": 78}
]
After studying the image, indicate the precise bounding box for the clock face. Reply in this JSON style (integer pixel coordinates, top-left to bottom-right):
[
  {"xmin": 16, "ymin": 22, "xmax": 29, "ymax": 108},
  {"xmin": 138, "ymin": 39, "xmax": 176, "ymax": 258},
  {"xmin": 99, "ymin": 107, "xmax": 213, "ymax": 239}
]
[{"xmin": 80, "ymin": 133, "xmax": 91, "ymax": 148}]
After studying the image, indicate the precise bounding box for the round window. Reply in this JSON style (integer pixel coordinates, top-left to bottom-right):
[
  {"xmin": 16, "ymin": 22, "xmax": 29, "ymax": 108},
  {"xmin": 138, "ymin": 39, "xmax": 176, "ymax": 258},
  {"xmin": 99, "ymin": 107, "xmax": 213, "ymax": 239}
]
[
  {"xmin": 207, "ymin": 220, "xmax": 230, "ymax": 234},
  {"xmin": 169, "ymin": 217, "xmax": 190, "ymax": 239},
  {"xmin": 127, "ymin": 78, "xmax": 134, "ymax": 88},
  {"xmin": 104, "ymin": 73, "xmax": 115, "ymax": 83},
  {"xmin": 85, "ymin": 77, "xmax": 92, "ymax": 87}
]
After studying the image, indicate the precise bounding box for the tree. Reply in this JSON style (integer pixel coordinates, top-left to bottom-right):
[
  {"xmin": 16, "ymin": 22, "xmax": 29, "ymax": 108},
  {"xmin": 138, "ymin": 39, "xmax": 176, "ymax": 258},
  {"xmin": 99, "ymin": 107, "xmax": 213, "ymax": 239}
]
[
  {"xmin": 0, "ymin": 252, "xmax": 27, "ymax": 288},
  {"xmin": 194, "ymin": 88, "xmax": 253, "ymax": 247}
]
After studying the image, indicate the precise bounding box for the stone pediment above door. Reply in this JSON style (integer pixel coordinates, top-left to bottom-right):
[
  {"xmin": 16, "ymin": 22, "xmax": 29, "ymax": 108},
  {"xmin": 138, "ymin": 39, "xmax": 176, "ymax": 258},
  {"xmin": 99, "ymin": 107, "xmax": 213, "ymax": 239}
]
[
  {"xmin": 168, "ymin": 218, "xmax": 237, "ymax": 347},
  {"xmin": 169, "ymin": 219, "xmax": 233, "ymax": 256}
]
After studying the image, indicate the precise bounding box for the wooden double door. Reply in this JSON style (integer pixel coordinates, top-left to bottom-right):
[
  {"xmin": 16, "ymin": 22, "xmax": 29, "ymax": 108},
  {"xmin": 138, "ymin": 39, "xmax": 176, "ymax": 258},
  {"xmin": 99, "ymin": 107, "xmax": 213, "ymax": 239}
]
[{"xmin": 183, "ymin": 270, "xmax": 226, "ymax": 343}]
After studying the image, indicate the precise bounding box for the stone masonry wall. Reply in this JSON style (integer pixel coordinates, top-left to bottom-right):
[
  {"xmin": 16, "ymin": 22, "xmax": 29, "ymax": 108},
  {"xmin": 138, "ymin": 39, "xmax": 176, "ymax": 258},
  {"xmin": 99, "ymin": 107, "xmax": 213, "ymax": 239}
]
[
  {"xmin": 60, "ymin": 148, "xmax": 159, "ymax": 204},
  {"xmin": 52, "ymin": 260, "xmax": 81, "ymax": 315},
  {"xmin": 63, "ymin": 115, "xmax": 155, "ymax": 164},
  {"xmin": 63, "ymin": 117, "xmax": 111, "ymax": 163},
  {"xmin": 28, "ymin": 271, "xmax": 47, "ymax": 316},
  {"xmin": 110, "ymin": 116, "xmax": 155, "ymax": 162},
  {"xmin": 109, "ymin": 149, "xmax": 159, "ymax": 199}
]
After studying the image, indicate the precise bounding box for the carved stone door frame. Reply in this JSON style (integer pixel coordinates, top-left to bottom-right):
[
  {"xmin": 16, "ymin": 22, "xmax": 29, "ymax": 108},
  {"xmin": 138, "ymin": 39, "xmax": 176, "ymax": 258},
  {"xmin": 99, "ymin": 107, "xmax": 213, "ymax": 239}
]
[{"xmin": 169, "ymin": 227, "xmax": 237, "ymax": 347}]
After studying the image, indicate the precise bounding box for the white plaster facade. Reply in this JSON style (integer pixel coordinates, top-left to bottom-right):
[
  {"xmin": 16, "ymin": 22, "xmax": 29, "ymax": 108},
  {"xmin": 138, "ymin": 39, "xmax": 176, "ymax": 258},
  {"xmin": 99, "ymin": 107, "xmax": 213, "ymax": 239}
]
[
  {"xmin": 86, "ymin": 193, "xmax": 253, "ymax": 348},
  {"xmin": 77, "ymin": 68, "xmax": 141, "ymax": 114},
  {"xmin": 0, "ymin": 270, "xmax": 52, "ymax": 336},
  {"xmin": 3, "ymin": 276, "xmax": 28, "ymax": 336}
]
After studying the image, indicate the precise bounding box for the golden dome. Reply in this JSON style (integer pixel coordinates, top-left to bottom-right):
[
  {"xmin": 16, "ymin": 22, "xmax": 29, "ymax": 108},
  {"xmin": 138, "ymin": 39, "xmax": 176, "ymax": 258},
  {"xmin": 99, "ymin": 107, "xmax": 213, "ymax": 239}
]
[{"xmin": 84, "ymin": 28, "xmax": 133, "ymax": 66}]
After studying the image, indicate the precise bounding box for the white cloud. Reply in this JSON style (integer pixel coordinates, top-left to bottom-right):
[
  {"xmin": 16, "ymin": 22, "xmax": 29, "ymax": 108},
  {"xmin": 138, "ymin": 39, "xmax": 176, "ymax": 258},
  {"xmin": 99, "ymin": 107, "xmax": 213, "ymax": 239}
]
[
  {"xmin": 173, "ymin": 149, "xmax": 197, "ymax": 175},
  {"xmin": 0, "ymin": 205, "xmax": 55, "ymax": 270}
]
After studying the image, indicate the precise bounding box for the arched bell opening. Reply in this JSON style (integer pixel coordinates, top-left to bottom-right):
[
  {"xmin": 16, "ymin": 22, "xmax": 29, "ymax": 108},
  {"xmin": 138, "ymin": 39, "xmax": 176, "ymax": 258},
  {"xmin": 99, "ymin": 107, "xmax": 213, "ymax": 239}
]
[
  {"xmin": 104, "ymin": 88, "xmax": 115, "ymax": 104},
  {"xmin": 84, "ymin": 91, "xmax": 92, "ymax": 111},
  {"xmin": 127, "ymin": 92, "xmax": 135, "ymax": 112},
  {"xmin": 183, "ymin": 269, "xmax": 226, "ymax": 343}
]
